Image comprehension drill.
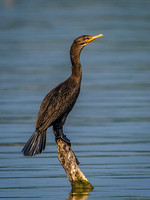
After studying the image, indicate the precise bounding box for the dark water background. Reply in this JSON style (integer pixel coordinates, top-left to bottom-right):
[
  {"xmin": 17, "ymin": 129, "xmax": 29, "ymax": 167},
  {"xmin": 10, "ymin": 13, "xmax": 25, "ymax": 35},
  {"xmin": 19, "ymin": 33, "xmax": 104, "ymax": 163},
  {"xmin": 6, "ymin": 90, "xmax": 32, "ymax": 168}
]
[{"xmin": 0, "ymin": 0, "xmax": 150, "ymax": 199}]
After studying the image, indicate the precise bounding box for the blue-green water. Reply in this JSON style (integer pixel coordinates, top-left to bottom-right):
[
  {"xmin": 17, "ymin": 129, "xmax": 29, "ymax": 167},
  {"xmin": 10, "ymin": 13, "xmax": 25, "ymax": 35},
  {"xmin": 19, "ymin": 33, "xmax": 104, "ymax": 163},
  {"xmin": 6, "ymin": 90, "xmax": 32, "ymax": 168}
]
[{"xmin": 0, "ymin": 0, "xmax": 150, "ymax": 199}]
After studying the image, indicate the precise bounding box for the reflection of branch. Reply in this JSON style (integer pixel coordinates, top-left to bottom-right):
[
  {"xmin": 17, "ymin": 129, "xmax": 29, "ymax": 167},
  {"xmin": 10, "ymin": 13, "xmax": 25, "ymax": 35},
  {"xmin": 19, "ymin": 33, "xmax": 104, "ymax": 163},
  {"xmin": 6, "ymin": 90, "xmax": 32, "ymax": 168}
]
[
  {"xmin": 68, "ymin": 188, "xmax": 93, "ymax": 200},
  {"xmin": 56, "ymin": 139, "xmax": 94, "ymax": 189}
]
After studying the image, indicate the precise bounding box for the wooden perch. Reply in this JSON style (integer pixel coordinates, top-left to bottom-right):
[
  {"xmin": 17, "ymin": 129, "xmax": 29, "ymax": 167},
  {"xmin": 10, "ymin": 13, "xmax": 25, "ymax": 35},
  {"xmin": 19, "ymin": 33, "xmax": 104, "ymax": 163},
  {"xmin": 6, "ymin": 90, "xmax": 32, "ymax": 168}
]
[{"xmin": 56, "ymin": 139, "xmax": 93, "ymax": 190}]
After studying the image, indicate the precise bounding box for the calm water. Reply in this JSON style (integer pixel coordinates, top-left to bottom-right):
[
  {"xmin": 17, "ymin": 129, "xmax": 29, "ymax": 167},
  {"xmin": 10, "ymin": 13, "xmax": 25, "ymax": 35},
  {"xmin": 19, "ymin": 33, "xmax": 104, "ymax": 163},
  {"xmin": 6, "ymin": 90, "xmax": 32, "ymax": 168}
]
[{"xmin": 0, "ymin": 0, "xmax": 150, "ymax": 199}]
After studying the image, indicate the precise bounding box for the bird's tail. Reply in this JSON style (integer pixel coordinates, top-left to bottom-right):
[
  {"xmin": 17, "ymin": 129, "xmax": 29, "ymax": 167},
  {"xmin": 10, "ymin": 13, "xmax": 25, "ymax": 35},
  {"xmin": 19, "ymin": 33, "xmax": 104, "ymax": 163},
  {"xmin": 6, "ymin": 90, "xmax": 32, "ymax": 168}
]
[{"xmin": 22, "ymin": 129, "xmax": 47, "ymax": 156}]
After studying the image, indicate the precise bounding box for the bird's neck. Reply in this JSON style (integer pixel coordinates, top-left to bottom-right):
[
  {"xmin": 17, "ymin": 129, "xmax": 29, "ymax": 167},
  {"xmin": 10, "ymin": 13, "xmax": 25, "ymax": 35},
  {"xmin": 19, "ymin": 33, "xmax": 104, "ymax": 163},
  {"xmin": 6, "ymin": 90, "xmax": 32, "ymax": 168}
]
[{"xmin": 70, "ymin": 43, "xmax": 83, "ymax": 78}]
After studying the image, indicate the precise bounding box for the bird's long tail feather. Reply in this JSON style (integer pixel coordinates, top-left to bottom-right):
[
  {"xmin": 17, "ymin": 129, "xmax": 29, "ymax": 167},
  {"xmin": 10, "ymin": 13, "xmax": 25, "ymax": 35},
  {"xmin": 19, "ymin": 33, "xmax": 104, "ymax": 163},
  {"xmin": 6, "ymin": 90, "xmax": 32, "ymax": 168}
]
[{"xmin": 22, "ymin": 130, "xmax": 46, "ymax": 156}]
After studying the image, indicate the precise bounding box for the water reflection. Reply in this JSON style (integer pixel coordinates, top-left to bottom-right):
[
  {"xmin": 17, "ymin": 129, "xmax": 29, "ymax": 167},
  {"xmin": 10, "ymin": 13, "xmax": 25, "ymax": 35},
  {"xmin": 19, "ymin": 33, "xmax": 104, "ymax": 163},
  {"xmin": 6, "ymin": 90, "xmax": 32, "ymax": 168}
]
[{"xmin": 68, "ymin": 188, "xmax": 93, "ymax": 200}]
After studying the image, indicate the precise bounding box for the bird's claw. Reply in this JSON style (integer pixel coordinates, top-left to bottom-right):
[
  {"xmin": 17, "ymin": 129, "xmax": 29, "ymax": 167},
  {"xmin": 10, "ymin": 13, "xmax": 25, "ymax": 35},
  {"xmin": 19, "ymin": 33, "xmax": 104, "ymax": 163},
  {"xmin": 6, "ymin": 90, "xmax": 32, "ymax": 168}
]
[{"xmin": 55, "ymin": 134, "xmax": 71, "ymax": 146}]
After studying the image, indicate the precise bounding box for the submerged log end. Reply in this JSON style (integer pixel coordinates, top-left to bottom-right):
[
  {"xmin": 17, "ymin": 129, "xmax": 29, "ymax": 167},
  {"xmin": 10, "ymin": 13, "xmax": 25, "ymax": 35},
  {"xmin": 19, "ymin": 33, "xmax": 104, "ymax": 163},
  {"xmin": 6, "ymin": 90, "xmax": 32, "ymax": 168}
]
[
  {"xmin": 72, "ymin": 177, "xmax": 93, "ymax": 190},
  {"xmin": 56, "ymin": 139, "xmax": 93, "ymax": 190}
]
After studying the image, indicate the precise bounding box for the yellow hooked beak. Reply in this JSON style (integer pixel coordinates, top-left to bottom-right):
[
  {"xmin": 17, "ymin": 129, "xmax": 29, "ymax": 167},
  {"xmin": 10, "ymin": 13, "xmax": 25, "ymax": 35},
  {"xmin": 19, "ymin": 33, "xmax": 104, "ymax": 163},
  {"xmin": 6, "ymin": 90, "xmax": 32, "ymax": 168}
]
[{"xmin": 85, "ymin": 34, "xmax": 103, "ymax": 44}]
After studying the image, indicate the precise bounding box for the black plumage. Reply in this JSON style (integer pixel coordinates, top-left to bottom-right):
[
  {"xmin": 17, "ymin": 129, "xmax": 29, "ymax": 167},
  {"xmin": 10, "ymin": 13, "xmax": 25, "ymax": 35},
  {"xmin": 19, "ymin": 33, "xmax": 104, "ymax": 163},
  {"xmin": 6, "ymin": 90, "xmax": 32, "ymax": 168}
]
[{"xmin": 22, "ymin": 34, "xmax": 103, "ymax": 156}]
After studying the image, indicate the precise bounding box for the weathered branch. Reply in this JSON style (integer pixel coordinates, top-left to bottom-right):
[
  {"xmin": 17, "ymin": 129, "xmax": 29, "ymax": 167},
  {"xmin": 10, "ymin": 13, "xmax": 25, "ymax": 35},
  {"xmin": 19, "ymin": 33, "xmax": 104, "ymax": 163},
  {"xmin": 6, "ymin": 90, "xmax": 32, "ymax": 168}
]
[{"xmin": 56, "ymin": 139, "xmax": 93, "ymax": 190}]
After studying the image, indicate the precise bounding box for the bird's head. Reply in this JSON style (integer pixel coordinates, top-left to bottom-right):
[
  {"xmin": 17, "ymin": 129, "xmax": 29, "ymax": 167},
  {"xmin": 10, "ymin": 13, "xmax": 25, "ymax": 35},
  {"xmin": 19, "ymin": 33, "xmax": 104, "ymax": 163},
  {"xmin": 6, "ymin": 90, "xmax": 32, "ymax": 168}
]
[
  {"xmin": 70, "ymin": 33, "xmax": 103, "ymax": 68},
  {"xmin": 73, "ymin": 34, "xmax": 103, "ymax": 47}
]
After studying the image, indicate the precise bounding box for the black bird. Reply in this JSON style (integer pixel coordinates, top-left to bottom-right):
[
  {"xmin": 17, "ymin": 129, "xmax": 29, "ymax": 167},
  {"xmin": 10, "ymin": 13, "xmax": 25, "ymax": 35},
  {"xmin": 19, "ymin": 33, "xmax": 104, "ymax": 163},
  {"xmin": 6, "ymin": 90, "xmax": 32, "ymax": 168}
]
[{"xmin": 22, "ymin": 34, "xmax": 103, "ymax": 156}]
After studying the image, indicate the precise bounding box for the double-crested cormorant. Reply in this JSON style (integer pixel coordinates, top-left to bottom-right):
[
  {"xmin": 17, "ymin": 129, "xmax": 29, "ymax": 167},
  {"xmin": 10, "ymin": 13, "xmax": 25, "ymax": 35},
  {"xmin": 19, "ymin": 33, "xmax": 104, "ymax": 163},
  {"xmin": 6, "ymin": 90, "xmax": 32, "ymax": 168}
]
[{"xmin": 22, "ymin": 34, "xmax": 103, "ymax": 156}]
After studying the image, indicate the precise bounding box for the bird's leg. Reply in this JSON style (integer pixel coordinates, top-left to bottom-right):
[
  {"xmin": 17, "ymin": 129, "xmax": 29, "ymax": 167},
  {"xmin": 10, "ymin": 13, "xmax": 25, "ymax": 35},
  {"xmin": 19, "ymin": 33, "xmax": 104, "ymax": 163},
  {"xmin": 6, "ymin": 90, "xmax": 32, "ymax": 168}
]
[
  {"xmin": 59, "ymin": 128, "xmax": 71, "ymax": 146},
  {"xmin": 53, "ymin": 127, "xmax": 71, "ymax": 146}
]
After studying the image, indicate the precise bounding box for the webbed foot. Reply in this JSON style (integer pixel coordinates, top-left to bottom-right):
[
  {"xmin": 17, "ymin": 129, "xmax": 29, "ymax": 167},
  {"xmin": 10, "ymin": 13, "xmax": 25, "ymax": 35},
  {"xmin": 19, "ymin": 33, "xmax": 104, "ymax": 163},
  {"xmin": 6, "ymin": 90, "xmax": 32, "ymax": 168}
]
[{"xmin": 55, "ymin": 134, "xmax": 71, "ymax": 146}]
